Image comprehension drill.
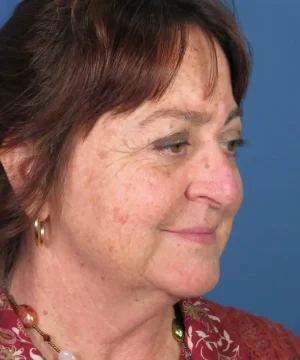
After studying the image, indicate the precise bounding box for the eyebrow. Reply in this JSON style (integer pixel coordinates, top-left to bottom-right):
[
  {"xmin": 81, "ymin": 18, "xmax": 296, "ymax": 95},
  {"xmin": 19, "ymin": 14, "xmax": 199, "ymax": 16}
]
[{"xmin": 139, "ymin": 107, "xmax": 243, "ymax": 127}]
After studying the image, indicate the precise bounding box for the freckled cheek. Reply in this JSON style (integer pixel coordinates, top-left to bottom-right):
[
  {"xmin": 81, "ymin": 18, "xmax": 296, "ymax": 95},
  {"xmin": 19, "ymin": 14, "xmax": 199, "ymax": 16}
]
[{"xmin": 129, "ymin": 173, "xmax": 183, "ymax": 224}]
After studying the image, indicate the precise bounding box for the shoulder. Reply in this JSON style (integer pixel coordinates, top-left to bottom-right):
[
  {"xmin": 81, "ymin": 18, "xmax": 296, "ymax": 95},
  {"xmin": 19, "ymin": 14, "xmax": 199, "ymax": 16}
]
[{"xmin": 202, "ymin": 298, "xmax": 300, "ymax": 360}]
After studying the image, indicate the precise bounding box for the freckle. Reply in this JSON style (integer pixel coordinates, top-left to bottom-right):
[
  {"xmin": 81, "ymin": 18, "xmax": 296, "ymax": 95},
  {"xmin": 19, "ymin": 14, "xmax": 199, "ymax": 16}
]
[
  {"xmin": 97, "ymin": 150, "xmax": 108, "ymax": 159},
  {"xmin": 164, "ymin": 169, "xmax": 171, "ymax": 178},
  {"xmin": 205, "ymin": 162, "xmax": 210, "ymax": 169},
  {"xmin": 101, "ymin": 276, "xmax": 105, "ymax": 281},
  {"xmin": 134, "ymin": 298, "xmax": 139, "ymax": 302},
  {"xmin": 43, "ymin": 310, "xmax": 48, "ymax": 316},
  {"xmin": 109, "ymin": 246, "xmax": 114, "ymax": 253},
  {"xmin": 85, "ymin": 173, "xmax": 94, "ymax": 185},
  {"xmin": 80, "ymin": 263, "xmax": 85, "ymax": 268},
  {"xmin": 113, "ymin": 206, "xmax": 129, "ymax": 225}
]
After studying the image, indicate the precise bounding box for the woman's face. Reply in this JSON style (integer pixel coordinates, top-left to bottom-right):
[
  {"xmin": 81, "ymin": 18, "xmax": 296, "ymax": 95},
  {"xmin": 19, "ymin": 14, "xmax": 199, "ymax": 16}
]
[{"xmin": 49, "ymin": 31, "xmax": 243, "ymax": 299}]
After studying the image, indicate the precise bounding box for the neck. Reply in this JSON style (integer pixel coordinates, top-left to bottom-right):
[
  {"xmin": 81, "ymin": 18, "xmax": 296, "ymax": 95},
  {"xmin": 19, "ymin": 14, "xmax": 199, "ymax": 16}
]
[{"xmin": 8, "ymin": 239, "xmax": 181, "ymax": 360}]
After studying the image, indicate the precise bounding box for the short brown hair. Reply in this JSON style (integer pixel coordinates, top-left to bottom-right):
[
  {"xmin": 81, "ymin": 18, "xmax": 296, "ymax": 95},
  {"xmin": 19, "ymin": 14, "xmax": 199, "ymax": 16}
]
[{"xmin": 0, "ymin": 0, "xmax": 251, "ymax": 279}]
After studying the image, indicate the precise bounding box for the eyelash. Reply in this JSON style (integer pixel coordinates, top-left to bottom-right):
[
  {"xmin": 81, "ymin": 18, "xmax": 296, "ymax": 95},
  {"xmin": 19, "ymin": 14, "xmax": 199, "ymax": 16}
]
[{"xmin": 154, "ymin": 137, "xmax": 246, "ymax": 157}]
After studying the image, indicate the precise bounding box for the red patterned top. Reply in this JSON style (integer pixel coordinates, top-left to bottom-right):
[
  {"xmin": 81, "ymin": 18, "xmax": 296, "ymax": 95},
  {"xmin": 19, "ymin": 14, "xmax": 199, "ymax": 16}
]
[{"xmin": 0, "ymin": 289, "xmax": 299, "ymax": 359}]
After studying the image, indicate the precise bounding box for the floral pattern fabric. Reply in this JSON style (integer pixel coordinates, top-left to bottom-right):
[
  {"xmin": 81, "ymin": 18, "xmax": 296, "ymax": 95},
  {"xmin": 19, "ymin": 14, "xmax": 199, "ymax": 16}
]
[{"xmin": 179, "ymin": 298, "xmax": 249, "ymax": 360}]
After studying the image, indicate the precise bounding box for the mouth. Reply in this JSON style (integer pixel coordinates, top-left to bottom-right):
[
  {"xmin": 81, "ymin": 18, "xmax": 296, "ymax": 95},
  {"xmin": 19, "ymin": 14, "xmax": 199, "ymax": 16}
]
[{"xmin": 161, "ymin": 227, "xmax": 217, "ymax": 246}]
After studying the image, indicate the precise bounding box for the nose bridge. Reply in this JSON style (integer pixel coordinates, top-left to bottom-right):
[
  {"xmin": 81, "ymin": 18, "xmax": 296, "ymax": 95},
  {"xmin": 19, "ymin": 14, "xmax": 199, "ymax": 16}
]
[{"xmin": 188, "ymin": 146, "xmax": 240, "ymax": 206}]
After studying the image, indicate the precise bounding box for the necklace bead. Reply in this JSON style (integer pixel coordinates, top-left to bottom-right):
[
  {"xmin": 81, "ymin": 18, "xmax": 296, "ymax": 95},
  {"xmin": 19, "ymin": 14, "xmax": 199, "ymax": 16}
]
[
  {"xmin": 17, "ymin": 305, "xmax": 38, "ymax": 328},
  {"xmin": 58, "ymin": 350, "xmax": 77, "ymax": 360}
]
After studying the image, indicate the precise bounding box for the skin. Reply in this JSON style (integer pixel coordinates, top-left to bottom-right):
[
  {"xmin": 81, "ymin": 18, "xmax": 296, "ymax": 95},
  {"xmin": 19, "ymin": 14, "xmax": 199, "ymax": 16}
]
[{"xmin": 3, "ymin": 29, "xmax": 243, "ymax": 360}]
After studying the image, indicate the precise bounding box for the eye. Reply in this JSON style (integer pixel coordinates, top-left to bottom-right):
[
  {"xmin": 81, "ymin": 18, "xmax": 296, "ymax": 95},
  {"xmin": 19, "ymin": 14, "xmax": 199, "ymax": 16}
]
[
  {"xmin": 154, "ymin": 135, "xmax": 191, "ymax": 156},
  {"xmin": 163, "ymin": 141, "xmax": 190, "ymax": 155},
  {"xmin": 220, "ymin": 138, "xmax": 246, "ymax": 156}
]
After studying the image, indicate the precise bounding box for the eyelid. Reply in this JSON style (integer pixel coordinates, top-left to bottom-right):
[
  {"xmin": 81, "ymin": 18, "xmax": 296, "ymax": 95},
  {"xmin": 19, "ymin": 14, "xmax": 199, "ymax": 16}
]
[
  {"xmin": 153, "ymin": 131, "xmax": 189, "ymax": 147},
  {"xmin": 220, "ymin": 125, "xmax": 241, "ymax": 134}
]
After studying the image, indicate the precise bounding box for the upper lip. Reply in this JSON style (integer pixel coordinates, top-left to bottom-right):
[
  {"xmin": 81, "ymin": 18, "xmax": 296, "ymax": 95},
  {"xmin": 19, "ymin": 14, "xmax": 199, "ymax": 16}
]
[{"xmin": 162, "ymin": 227, "xmax": 217, "ymax": 234}]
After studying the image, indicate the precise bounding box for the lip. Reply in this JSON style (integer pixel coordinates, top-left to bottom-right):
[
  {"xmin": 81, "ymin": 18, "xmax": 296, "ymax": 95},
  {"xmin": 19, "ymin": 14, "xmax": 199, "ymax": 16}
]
[{"xmin": 161, "ymin": 227, "xmax": 217, "ymax": 245}]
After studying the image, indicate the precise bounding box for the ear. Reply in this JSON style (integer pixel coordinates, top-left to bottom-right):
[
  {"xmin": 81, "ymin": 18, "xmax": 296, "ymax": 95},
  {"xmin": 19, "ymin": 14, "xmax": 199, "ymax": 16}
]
[{"xmin": 0, "ymin": 142, "xmax": 49, "ymax": 221}]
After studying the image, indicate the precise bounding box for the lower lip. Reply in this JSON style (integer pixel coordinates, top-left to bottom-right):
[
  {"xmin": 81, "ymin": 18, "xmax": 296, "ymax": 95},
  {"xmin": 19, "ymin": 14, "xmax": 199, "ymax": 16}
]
[{"xmin": 163, "ymin": 231, "xmax": 217, "ymax": 245}]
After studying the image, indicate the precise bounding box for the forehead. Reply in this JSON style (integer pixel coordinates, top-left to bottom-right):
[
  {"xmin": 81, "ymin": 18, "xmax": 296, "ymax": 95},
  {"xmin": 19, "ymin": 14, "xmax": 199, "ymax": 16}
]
[
  {"xmin": 99, "ymin": 29, "xmax": 237, "ymax": 132},
  {"xmin": 160, "ymin": 29, "xmax": 236, "ymax": 116}
]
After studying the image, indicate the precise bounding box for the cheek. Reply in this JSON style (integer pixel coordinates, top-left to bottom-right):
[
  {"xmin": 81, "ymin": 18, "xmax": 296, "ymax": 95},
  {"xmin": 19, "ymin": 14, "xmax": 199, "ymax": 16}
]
[
  {"xmin": 79, "ymin": 160, "xmax": 185, "ymax": 232},
  {"xmin": 122, "ymin": 169, "xmax": 184, "ymax": 225}
]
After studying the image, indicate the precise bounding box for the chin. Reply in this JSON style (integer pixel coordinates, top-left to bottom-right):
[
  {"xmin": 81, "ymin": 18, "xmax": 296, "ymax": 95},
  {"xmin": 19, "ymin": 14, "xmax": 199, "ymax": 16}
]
[{"xmin": 153, "ymin": 258, "xmax": 221, "ymax": 300}]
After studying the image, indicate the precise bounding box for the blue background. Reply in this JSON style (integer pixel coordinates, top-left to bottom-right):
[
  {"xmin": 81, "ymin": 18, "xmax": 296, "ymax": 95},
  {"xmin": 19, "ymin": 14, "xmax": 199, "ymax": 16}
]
[{"xmin": 1, "ymin": 0, "xmax": 299, "ymax": 336}]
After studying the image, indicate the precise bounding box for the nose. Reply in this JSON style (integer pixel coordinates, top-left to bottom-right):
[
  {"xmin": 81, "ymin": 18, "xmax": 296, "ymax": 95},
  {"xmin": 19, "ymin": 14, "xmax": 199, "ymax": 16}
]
[{"xmin": 185, "ymin": 147, "xmax": 242, "ymax": 208}]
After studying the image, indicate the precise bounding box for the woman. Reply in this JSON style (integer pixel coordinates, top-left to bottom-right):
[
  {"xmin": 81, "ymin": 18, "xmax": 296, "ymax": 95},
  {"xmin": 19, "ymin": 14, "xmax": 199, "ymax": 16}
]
[{"xmin": 0, "ymin": 0, "xmax": 299, "ymax": 359}]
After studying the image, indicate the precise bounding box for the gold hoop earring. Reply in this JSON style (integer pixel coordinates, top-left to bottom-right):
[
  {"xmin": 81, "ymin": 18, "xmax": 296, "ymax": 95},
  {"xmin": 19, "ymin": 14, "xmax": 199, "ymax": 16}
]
[{"xmin": 34, "ymin": 219, "xmax": 45, "ymax": 247}]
